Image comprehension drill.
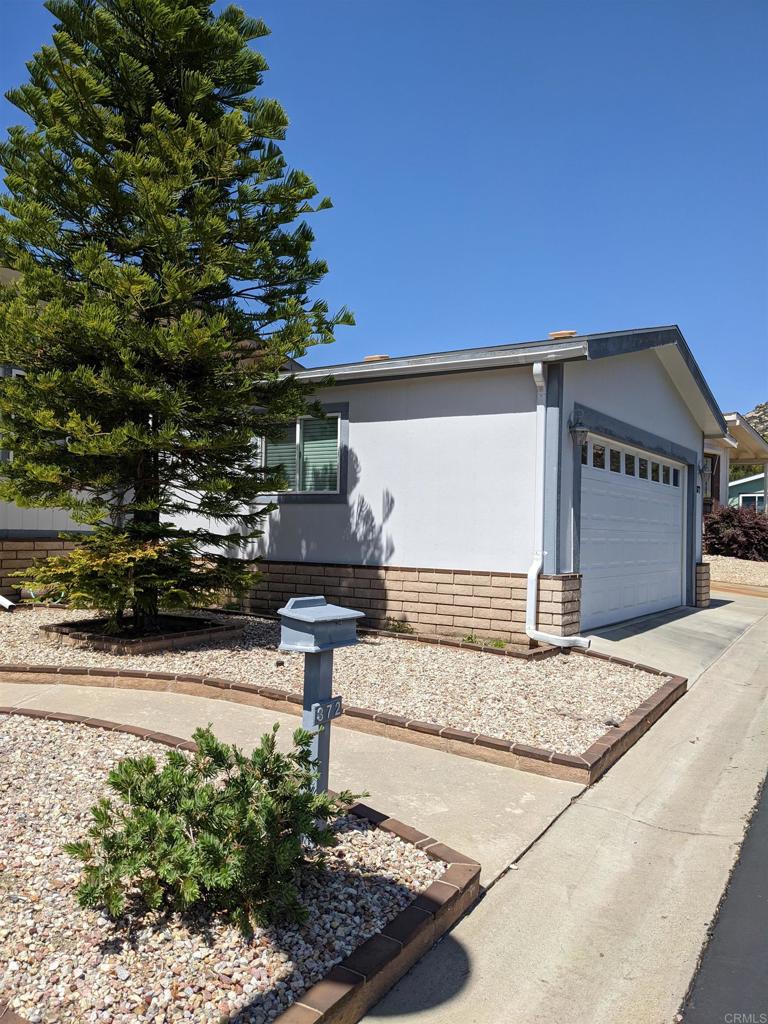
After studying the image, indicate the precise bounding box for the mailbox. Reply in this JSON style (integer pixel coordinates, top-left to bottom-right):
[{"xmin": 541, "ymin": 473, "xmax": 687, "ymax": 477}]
[
  {"xmin": 278, "ymin": 596, "xmax": 364, "ymax": 654},
  {"xmin": 277, "ymin": 595, "xmax": 364, "ymax": 795}
]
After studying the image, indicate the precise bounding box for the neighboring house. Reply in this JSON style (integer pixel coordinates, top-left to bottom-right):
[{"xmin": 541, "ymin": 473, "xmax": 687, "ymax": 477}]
[
  {"xmin": 728, "ymin": 473, "xmax": 766, "ymax": 512},
  {"xmin": 226, "ymin": 324, "xmax": 728, "ymax": 644},
  {"xmin": 704, "ymin": 412, "xmax": 768, "ymax": 517},
  {"xmin": 0, "ymin": 323, "xmax": 738, "ymax": 644}
]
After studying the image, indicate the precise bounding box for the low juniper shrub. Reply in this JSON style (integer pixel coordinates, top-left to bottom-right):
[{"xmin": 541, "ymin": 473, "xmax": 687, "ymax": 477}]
[
  {"xmin": 704, "ymin": 504, "xmax": 768, "ymax": 562},
  {"xmin": 64, "ymin": 724, "xmax": 358, "ymax": 935}
]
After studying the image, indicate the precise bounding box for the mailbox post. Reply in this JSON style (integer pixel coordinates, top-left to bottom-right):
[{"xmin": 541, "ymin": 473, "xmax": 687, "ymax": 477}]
[{"xmin": 277, "ymin": 596, "xmax": 364, "ymax": 794}]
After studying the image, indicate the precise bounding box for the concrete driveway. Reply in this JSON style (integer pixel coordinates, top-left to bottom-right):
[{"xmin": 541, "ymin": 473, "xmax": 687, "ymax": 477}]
[
  {"xmin": 587, "ymin": 591, "xmax": 768, "ymax": 682},
  {"xmin": 366, "ymin": 592, "xmax": 768, "ymax": 1024}
]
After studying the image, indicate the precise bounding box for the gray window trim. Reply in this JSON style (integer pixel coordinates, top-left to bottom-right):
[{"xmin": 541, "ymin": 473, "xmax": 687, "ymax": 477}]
[
  {"xmin": 568, "ymin": 403, "xmax": 698, "ymax": 606},
  {"xmin": 265, "ymin": 402, "xmax": 349, "ymax": 505}
]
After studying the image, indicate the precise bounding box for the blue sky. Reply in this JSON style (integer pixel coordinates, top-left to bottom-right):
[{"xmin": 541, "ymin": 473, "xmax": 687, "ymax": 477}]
[{"xmin": 1, "ymin": 0, "xmax": 766, "ymax": 413}]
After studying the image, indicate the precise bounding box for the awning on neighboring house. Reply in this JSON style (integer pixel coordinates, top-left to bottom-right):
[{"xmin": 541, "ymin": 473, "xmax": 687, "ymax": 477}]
[{"xmin": 724, "ymin": 413, "xmax": 768, "ymax": 465}]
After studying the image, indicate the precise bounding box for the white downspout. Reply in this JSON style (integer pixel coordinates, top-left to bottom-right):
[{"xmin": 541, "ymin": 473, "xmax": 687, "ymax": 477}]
[{"xmin": 526, "ymin": 361, "xmax": 590, "ymax": 649}]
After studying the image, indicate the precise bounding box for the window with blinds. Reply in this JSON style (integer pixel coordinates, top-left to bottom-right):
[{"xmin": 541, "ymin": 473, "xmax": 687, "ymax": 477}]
[{"xmin": 265, "ymin": 415, "xmax": 339, "ymax": 493}]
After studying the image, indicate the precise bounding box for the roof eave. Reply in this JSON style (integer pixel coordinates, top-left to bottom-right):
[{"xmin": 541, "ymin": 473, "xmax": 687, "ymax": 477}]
[
  {"xmin": 723, "ymin": 413, "xmax": 768, "ymax": 460},
  {"xmin": 586, "ymin": 326, "xmax": 728, "ymax": 437},
  {"xmin": 294, "ymin": 339, "xmax": 589, "ymax": 384}
]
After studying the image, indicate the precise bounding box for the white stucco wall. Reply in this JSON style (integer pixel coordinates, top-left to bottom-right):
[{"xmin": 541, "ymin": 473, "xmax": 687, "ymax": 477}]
[
  {"xmin": 559, "ymin": 348, "xmax": 705, "ymax": 570},
  {"xmin": 253, "ymin": 367, "xmax": 538, "ymax": 573},
  {"xmin": 0, "ymin": 499, "xmax": 79, "ymax": 535}
]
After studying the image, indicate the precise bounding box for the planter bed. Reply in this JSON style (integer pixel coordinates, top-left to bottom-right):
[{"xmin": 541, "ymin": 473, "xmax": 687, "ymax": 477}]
[
  {"xmin": 0, "ymin": 713, "xmax": 479, "ymax": 1024},
  {"xmin": 704, "ymin": 555, "xmax": 768, "ymax": 589},
  {"xmin": 4, "ymin": 608, "xmax": 673, "ymax": 754},
  {"xmin": 38, "ymin": 615, "xmax": 245, "ymax": 656}
]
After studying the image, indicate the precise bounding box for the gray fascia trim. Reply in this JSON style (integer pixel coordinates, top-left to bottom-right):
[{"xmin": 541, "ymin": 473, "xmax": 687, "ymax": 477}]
[
  {"xmin": 542, "ymin": 364, "xmax": 563, "ymax": 573},
  {"xmin": 585, "ymin": 326, "xmax": 728, "ymax": 436},
  {"xmin": 264, "ymin": 402, "xmax": 350, "ymax": 506},
  {"xmin": 569, "ymin": 402, "xmax": 698, "ymax": 605},
  {"xmin": 294, "ymin": 340, "xmax": 588, "ymax": 384}
]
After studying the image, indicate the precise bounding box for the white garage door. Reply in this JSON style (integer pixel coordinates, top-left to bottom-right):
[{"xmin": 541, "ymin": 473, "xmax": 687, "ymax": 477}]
[{"xmin": 580, "ymin": 437, "xmax": 685, "ymax": 630}]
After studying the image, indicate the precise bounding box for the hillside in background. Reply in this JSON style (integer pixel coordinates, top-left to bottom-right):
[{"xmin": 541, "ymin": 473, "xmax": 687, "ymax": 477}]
[
  {"xmin": 746, "ymin": 402, "xmax": 768, "ymax": 439},
  {"xmin": 728, "ymin": 402, "xmax": 768, "ymax": 481}
]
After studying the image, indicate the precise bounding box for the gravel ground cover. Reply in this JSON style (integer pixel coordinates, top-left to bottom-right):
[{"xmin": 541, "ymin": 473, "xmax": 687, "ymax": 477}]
[
  {"xmin": 705, "ymin": 555, "xmax": 768, "ymax": 588},
  {"xmin": 0, "ymin": 715, "xmax": 441, "ymax": 1024},
  {"xmin": 1, "ymin": 609, "xmax": 666, "ymax": 754}
]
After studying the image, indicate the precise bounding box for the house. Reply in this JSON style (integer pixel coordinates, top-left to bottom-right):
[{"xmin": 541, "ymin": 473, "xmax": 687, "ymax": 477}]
[
  {"xmin": 704, "ymin": 412, "xmax": 768, "ymax": 516},
  {"xmin": 0, "ymin": 324, "xmax": 744, "ymax": 645},
  {"xmin": 728, "ymin": 473, "xmax": 766, "ymax": 513},
  {"xmin": 233, "ymin": 325, "xmax": 730, "ymax": 645}
]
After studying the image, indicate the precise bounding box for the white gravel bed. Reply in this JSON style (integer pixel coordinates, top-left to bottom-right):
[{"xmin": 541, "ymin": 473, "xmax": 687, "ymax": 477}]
[
  {"xmin": 0, "ymin": 716, "xmax": 441, "ymax": 1024},
  {"xmin": 705, "ymin": 555, "xmax": 768, "ymax": 587},
  {"xmin": 1, "ymin": 609, "xmax": 666, "ymax": 754}
]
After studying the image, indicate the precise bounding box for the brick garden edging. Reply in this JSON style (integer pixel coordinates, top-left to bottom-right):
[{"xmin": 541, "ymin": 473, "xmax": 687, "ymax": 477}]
[
  {"xmin": 39, "ymin": 615, "xmax": 245, "ymax": 655},
  {"xmin": 0, "ymin": 648, "xmax": 687, "ymax": 785},
  {"xmin": 0, "ymin": 708, "xmax": 481, "ymax": 1024}
]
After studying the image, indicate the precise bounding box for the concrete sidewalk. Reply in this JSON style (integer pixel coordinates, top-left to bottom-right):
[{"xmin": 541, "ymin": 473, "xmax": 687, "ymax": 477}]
[
  {"xmin": 366, "ymin": 598, "xmax": 768, "ymax": 1024},
  {"xmin": 0, "ymin": 679, "xmax": 580, "ymax": 888}
]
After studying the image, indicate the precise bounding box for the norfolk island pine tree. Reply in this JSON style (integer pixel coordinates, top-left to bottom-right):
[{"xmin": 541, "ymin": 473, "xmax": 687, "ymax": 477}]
[{"xmin": 0, "ymin": 0, "xmax": 352, "ymax": 632}]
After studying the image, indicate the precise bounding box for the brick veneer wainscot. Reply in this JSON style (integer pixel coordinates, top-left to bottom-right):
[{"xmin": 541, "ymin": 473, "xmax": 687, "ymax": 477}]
[
  {"xmin": 695, "ymin": 562, "xmax": 711, "ymax": 608},
  {"xmin": 242, "ymin": 561, "xmax": 582, "ymax": 647},
  {"xmin": 0, "ymin": 538, "xmax": 76, "ymax": 599}
]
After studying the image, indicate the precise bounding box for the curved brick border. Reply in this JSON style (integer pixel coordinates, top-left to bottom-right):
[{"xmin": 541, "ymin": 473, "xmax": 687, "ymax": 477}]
[
  {"xmin": 0, "ymin": 653, "xmax": 687, "ymax": 785},
  {"xmin": 39, "ymin": 616, "xmax": 245, "ymax": 656},
  {"xmin": 0, "ymin": 708, "xmax": 480, "ymax": 1024}
]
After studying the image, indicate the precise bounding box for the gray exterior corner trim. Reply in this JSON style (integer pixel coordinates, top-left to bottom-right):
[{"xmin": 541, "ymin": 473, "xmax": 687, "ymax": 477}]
[
  {"xmin": 571, "ymin": 436, "xmax": 583, "ymax": 573},
  {"xmin": 269, "ymin": 401, "xmax": 350, "ymax": 506},
  {"xmin": 585, "ymin": 326, "xmax": 728, "ymax": 437},
  {"xmin": 568, "ymin": 403, "xmax": 700, "ymax": 607},
  {"xmin": 542, "ymin": 363, "xmax": 563, "ymax": 573}
]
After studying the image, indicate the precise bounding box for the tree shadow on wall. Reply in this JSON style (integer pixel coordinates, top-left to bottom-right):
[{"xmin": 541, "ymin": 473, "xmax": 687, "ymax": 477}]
[{"xmin": 264, "ymin": 447, "xmax": 395, "ymax": 566}]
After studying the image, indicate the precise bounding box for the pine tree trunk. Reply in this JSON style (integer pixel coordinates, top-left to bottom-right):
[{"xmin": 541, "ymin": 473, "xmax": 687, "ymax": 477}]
[{"xmin": 132, "ymin": 448, "xmax": 160, "ymax": 634}]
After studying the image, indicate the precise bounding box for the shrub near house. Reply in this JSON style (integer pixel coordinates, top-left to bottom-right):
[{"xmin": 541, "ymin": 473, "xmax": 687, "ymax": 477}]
[{"xmin": 704, "ymin": 505, "xmax": 768, "ymax": 562}]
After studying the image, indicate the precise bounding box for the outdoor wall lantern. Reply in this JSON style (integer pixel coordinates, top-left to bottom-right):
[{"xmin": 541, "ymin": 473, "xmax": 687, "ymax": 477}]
[
  {"xmin": 570, "ymin": 423, "xmax": 589, "ymax": 449},
  {"xmin": 277, "ymin": 595, "xmax": 364, "ymax": 794}
]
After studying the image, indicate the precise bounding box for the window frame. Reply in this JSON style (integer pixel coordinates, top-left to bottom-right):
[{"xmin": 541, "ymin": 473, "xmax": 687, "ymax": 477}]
[
  {"xmin": 740, "ymin": 493, "xmax": 766, "ymax": 512},
  {"xmin": 262, "ymin": 401, "xmax": 349, "ymax": 505}
]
